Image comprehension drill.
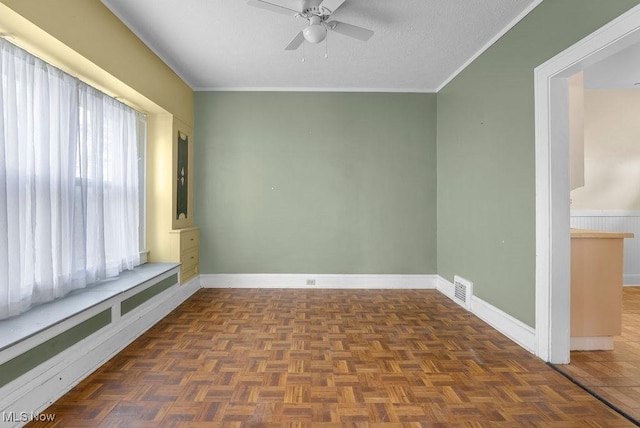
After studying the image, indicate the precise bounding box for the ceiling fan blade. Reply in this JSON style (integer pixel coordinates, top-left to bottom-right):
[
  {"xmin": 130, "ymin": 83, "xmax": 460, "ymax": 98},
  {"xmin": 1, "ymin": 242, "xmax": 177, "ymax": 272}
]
[
  {"xmin": 326, "ymin": 20, "xmax": 374, "ymax": 41},
  {"xmin": 247, "ymin": 0, "xmax": 300, "ymax": 17},
  {"xmin": 319, "ymin": 0, "xmax": 346, "ymax": 14},
  {"xmin": 285, "ymin": 31, "xmax": 305, "ymax": 50}
]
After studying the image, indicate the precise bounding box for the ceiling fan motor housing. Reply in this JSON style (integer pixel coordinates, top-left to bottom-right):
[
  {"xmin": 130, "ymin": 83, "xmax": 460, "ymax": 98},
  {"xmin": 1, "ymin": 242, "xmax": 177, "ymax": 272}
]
[{"xmin": 301, "ymin": 6, "xmax": 331, "ymax": 21}]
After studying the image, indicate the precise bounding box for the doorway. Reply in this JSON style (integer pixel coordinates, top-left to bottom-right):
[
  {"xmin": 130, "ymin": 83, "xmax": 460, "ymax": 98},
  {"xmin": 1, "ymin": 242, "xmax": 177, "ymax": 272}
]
[{"xmin": 534, "ymin": 4, "xmax": 640, "ymax": 364}]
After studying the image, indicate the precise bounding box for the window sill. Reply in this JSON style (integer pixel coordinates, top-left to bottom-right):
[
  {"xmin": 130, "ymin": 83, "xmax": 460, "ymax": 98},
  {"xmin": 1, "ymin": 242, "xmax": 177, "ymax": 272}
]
[{"xmin": 0, "ymin": 263, "xmax": 179, "ymax": 352}]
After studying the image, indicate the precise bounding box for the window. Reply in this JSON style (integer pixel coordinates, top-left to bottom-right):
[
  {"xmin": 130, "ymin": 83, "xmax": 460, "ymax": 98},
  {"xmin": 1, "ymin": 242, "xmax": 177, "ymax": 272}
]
[
  {"xmin": 0, "ymin": 38, "xmax": 146, "ymax": 319},
  {"xmin": 137, "ymin": 114, "xmax": 147, "ymax": 253}
]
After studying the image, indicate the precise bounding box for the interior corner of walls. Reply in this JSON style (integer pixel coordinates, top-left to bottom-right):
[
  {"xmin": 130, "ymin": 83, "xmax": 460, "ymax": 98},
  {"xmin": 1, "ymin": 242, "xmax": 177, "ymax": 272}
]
[
  {"xmin": 195, "ymin": 92, "xmax": 437, "ymax": 276},
  {"xmin": 435, "ymin": 0, "xmax": 544, "ymax": 92}
]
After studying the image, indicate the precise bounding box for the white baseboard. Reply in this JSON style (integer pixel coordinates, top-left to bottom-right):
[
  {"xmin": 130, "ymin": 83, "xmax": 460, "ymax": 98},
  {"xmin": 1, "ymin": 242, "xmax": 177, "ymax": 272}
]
[
  {"xmin": 624, "ymin": 274, "xmax": 640, "ymax": 286},
  {"xmin": 0, "ymin": 275, "xmax": 200, "ymax": 428},
  {"xmin": 471, "ymin": 294, "xmax": 536, "ymax": 354},
  {"xmin": 570, "ymin": 336, "xmax": 614, "ymax": 351},
  {"xmin": 200, "ymin": 273, "xmax": 437, "ymax": 289},
  {"xmin": 436, "ymin": 275, "xmax": 457, "ymax": 301},
  {"xmin": 436, "ymin": 276, "xmax": 536, "ymax": 355}
]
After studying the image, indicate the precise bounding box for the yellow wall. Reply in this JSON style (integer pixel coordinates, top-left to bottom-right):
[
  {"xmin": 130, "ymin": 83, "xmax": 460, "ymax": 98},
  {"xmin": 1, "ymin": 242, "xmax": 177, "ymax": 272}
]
[
  {"xmin": 0, "ymin": 0, "xmax": 193, "ymax": 125},
  {"xmin": 0, "ymin": 0, "xmax": 195, "ymax": 262},
  {"xmin": 571, "ymin": 89, "xmax": 640, "ymax": 211}
]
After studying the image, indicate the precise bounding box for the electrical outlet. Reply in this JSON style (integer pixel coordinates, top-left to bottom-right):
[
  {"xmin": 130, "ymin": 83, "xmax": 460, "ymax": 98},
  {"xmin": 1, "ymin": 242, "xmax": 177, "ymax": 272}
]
[{"xmin": 306, "ymin": 279, "xmax": 316, "ymax": 286}]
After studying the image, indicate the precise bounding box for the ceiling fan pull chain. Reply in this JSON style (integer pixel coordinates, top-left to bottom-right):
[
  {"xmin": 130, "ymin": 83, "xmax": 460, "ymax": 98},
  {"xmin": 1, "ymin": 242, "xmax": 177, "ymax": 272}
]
[
  {"xmin": 325, "ymin": 32, "xmax": 329, "ymax": 59},
  {"xmin": 302, "ymin": 41, "xmax": 306, "ymax": 62}
]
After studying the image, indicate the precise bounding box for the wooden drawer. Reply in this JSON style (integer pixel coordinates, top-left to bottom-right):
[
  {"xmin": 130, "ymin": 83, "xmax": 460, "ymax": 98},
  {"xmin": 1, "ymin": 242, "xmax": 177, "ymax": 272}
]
[
  {"xmin": 181, "ymin": 247, "xmax": 199, "ymax": 271},
  {"xmin": 181, "ymin": 264, "xmax": 198, "ymax": 283},
  {"xmin": 180, "ymin": 228, "xmax": 199, "ymax": 252},
  {"xmin": 168, "ymin": 226, "xmax": 200, "ymax": 284}
]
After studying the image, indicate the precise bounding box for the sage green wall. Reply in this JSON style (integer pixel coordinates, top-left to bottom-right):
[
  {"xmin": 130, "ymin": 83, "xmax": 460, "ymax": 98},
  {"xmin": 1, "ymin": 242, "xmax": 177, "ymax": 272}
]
[
  {"xmin": 195, "ymin": 92, "xmax": 437, "ymax": 274},
  {"xmin": 437, "ymin": 0, "xmax": 640, "ymax": 327}
]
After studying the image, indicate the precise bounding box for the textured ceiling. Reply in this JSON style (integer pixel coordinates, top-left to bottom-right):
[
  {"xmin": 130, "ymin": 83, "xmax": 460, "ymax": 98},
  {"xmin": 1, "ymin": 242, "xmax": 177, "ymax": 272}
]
[{"xmin": 100, "ymin": 0, "xmax": 540, "ymax": 92}]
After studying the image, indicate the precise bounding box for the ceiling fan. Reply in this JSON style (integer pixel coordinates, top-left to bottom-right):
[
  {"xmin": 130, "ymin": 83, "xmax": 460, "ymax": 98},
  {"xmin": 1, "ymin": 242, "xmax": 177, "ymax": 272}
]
[{"xmin": 247, "ymin": 0, "xmax": 374, "ymax": 50}]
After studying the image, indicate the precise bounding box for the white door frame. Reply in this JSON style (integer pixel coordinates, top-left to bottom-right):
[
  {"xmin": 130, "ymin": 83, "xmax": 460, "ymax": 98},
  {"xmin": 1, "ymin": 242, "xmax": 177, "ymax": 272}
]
[{"xmin": 535, "ymin": 4, "xmax": 640, "ymax": 363}]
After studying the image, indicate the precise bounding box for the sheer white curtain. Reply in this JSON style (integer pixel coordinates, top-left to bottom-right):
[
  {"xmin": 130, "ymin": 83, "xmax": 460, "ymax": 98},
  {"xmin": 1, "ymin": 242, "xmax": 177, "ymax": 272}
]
[
  {"xmin": 0, "ymin": 38, "xmax": 142, "ymax": 319},
  {"xmin": 77, "ymin": 85, "xmax": 141, "ymax": 283}
]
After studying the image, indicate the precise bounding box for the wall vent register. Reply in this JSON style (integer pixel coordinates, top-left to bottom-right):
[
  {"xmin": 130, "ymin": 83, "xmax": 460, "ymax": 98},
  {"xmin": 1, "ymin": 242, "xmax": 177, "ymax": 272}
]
[{"xmin": 453, "ymin": 275, "xmax": 473, "ymax": 310}]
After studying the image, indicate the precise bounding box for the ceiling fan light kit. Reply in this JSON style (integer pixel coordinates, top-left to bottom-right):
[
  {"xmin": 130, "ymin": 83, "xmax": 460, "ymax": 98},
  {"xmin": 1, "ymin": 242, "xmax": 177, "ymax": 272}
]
[
  {"xmin": 247, "ymin": 0, "xmax": 373, "ymax": 53},
  {"xmin": 303, "ymin": 16, "xmax": 327, "ymax": 44}
]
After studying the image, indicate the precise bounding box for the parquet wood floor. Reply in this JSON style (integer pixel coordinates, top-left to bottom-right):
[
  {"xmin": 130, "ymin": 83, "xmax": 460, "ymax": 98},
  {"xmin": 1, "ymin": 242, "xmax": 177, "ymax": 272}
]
[
  {"xmin": 553, "ymin": 286, "xmax": 640, "ymax": 424},
  {"xmin": 26, "ymin": 289, "xmax": 633, "ymax": 427}
]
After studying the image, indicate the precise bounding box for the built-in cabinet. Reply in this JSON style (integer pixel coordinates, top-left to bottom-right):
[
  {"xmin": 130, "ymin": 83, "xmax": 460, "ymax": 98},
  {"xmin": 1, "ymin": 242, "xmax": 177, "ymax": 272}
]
[
  {"xmin": 147, "ymin": 113, "xmax": 199, "ymax": 284},
  {"xmin": 570, "ymin": 228, "xmax": 633, "ymax": 350},
  {"xmin": 169, "ymin": 227, "xmax": 200, "ymax": 283}
]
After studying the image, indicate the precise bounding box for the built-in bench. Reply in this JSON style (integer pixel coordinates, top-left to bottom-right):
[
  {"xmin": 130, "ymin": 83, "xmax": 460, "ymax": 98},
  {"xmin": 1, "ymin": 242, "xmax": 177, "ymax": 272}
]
[{"xmin": 0, "ymin": 263, "xmax": 200, "ymax": 427}]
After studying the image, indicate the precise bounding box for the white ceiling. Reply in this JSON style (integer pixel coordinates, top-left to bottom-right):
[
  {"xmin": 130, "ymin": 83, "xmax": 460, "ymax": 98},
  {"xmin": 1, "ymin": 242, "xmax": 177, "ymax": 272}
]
[{"xmin": 100, "ymin": 0, "xmax": 540, "ymax": 92}]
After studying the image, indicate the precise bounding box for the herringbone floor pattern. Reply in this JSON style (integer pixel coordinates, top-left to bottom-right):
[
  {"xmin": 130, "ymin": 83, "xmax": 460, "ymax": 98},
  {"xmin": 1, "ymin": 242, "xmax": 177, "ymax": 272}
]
[{"xmin": 28, "ymin": 289, "xmax": 633, "ymax": 427}]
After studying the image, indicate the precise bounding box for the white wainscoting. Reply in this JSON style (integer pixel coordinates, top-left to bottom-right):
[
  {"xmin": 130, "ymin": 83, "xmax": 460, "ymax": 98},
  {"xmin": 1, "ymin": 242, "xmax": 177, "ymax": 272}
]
[
  {"xmin": 201, "ymin": 274, "xmax": 438, "ymax": 289},
  {"xmin": 0, "ymin": 273, "xmax": 200, "ymax": 428},
  {"xmin": 570, "ymin": 211, "xmax": 640, "ymax": 285}
]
